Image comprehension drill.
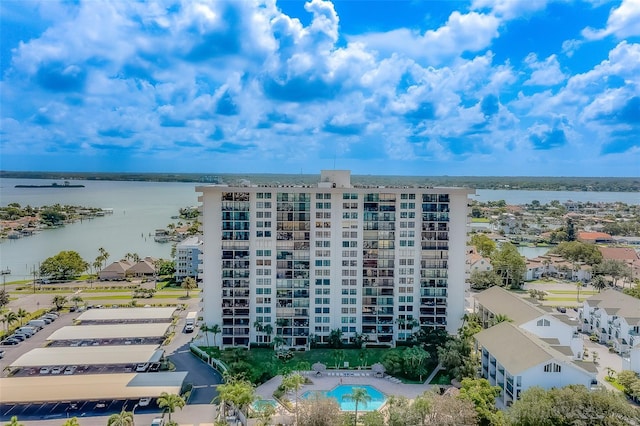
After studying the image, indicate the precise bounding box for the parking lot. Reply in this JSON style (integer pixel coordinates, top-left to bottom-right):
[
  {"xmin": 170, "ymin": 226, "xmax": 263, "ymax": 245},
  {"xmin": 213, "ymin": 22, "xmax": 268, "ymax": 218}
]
[{"xmin": 1, "ymin": 398, "xmax": 163, "ymax": 421}]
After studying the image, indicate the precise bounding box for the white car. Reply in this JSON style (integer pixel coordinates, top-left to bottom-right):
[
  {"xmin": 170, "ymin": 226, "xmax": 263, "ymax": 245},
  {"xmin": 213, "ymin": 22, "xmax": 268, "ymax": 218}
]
[
  {"xmin": 39, "ymin": 367, "xmax": 51, "ymax": 374},
  {"xmin": 64, "ymin": 366, "xmax": 77, "ymax": 375},
  {"xmin": 138, "ymin": 397, "xmax": 152, "ymax": 407},
  {"xmin": 135, "ymin": 363, "xmax": 149, "ymax": 372},
  {"xmin": 51, "ymin": 366, "xmax": 63, "ymax": 374}
]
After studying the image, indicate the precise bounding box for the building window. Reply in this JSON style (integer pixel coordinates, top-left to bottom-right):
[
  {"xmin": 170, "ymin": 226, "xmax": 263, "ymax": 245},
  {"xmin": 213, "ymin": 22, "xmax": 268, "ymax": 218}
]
[
  {"xmin": 536, "ymin": 319, "xmax": 551, "ymax": 327},
  {"xmin": 543, "ymin": 362, "xmax": 562, "ymax": 373}
]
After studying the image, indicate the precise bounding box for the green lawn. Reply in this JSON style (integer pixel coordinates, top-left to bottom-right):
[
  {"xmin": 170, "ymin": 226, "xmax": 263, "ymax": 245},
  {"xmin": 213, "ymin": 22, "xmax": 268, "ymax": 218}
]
[
  {"xmin": 471, "ymin": 218, "xmax": 490, "ymax": 223},
  {"xmin": 546, "ymin": 290, "xmax": 598, "ymax": 295},
  {"xmin": 545, "ymin": 296, "xmax": 589, "ymax": 302},
  {"xmin": 429, "ymin": 370, "xmax": 452, "ymax": 385}
]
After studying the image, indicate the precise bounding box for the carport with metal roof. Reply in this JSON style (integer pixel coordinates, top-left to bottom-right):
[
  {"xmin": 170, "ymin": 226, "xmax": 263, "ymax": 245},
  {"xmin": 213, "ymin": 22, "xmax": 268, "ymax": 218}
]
[
  {"xmin": 0, "ymin": 372, "xmax": 188, "ymax": 404},
  {"xmin": 9, "ymin": 345, "xmax": 164, "ymax": 368},
  {"xmin": 47, "ymin": 323, "xmax": 170, "ymax": 341},
  {"xmin": 76, "ymin": 307, "xmax": 177, "ymax": 322}
]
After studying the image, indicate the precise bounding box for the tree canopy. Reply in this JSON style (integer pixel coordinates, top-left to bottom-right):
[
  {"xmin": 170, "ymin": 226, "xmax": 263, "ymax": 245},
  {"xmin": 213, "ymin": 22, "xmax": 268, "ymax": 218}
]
[
  {"xmin": 507, "ymin": 385, "xmax": 640, "ymax": 426},
  {"xmin": 490, "ymin": 242, "xmax": 526, "ymax": 289},
  {"xmin": 470, "ymin": 234, "xmax": 496, "ymax": 257},
  {"xmin": 550, "ymin": 241, "xmax": 603, "ymax": 265},
  {"xmin": 39, "ymin": 251, "xmax": 88, "ymax": 280}
]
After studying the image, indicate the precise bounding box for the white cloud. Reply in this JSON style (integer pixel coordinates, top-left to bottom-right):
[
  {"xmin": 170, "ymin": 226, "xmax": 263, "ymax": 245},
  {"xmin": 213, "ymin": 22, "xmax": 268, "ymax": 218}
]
[
  {"xmin": 524, "ymin": 53, "xmax": 567, "ymax": 86},
  {"xmin": 582, "ymin": 0, "xmax": 640, "ymax": 40},
  {"xmin": 349, "ymin": 11, "xmax": 499, "ymax": 65},
  {"xmin": 471, "ymin": 0, "xmax": 550, "ymax": 20}
]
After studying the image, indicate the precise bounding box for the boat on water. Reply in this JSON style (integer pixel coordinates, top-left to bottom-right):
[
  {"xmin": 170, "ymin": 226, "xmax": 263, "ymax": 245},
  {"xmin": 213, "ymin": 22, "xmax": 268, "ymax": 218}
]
[
  {"xmin": 15, "ymin": 181, "xmax": 85, "ymax": 188},
  {"xmin": 1, "ymin": 268, "xmax": 10, "ymax": 275}
]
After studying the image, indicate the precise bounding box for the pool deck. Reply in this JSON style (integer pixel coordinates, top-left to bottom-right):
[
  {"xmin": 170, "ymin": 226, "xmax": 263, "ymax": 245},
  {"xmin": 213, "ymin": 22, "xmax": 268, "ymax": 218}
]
[{"xmin": 255, "ymin": 369, "xmax": 437, "ymax": 403}]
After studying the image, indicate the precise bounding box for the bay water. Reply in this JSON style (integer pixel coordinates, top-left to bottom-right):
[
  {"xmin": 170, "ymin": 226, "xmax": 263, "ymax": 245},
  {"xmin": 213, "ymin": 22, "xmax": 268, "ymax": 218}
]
[{"xmin": 1, "ymin": 177, "xmax": 637, "ymax": 281}]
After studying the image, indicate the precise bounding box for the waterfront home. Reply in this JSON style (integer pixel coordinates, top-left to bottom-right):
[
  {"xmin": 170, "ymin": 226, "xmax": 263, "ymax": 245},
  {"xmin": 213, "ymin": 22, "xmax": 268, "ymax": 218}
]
[
  {"xmin": 598, "ymin": 246, "xmax": 640, "ymax": 281},
  {"xmin": 578, "ymin": 231, "xmax": 614, "ymax": 244},
  {"xmin": 579, "ymin": 289, "xmax": 640, "ymax": 374},
  {"xmin": 128, "ymin": 257, "xmax": 158, "ymax": 278},
  {"xmin": 524, "ymin": 254, "xmax": 591, "ymax": 282}
]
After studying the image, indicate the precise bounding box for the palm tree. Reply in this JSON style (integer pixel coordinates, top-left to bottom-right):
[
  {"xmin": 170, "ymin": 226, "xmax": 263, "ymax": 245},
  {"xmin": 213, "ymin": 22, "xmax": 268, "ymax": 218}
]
[
  {"xmin": 281, "ymin": 373, "xmax": 305, "ymax": 426},
  {"xmin": 107, "ymin": 410, "xmax": 134, "ymax": 426},
  {"xmin": 592, "ymin": 275, "xmax": 607, "ymax": 292},
  {"xmin": 492, "ymin": 314, "xmax": 511, "ymax": 326},
  {"xmin": 157, "ymin": 392, "xmax": 185, "ymax": 424},
  {"xmin": 273, "ymin": 335, "xmax": 285, "ymax": 350},
  {"xmin": 214, "ymin": 374, "xmax": 256, "ymax": 419},
  {"xmin": 210, "ymin": 324, "xmax": 221, "ymax": 347},
  {"xmin": 343, "ymin": 387, "xmax": 372, "ymax": 426},
  {"xmin": 16, "ymin": 308, "xmax": 29, "ymax": 326},
  {"xmin": 263, "ymin": 323, "xmax": 273, "ymax": 344},
  {"xmin": 3, "ymin": 311, "xmax": 18, "ymax": 332},
  {"xmin": 181, "ymin": 276, "xmax": 197, "ymax": 298},
  {"xmin": 98, "ymin": 247, "xmax": 110, "ymax": 269}
]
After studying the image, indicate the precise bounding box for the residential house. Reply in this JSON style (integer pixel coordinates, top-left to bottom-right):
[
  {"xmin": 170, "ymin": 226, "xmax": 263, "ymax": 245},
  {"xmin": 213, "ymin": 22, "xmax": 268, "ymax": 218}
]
[
  {"xmin": 525, "ymin": 254, "xmax": 591, "ymax": 282},
  {"xmin": 578, "ymin": 231, "xmax": 613, "ymax": 244},
  {"xmin": 579, "ymin": 289, "xmax": 640, "ymax": 373},
  {"xmin": 474, "ymin": 286, "xmax": 583, "ymax": 357},
  {"xmin": 476, "ymin": 322, "xmax": 598, "ymax": 407},
  {"xmin": 598, "ymin": 246, "xmax": 640, "ymax": 281}
]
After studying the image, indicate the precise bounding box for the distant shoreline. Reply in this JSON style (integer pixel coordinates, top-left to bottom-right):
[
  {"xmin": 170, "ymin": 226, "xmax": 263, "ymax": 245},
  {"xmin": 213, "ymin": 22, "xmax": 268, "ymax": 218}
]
[
  {"xmin": 1, "ymin": 171, "xmax": 638, "ymax": 192},
  {"xmin": 15, "ymin": 184, "xmax": 85, "ymax": 188}
]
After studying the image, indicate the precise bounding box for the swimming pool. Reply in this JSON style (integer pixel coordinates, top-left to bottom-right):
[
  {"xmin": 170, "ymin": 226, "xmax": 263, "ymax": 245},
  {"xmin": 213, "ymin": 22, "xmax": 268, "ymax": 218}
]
[{"xmin": 301, "ymin": 385, "xmax": 386, "ymax": 411}]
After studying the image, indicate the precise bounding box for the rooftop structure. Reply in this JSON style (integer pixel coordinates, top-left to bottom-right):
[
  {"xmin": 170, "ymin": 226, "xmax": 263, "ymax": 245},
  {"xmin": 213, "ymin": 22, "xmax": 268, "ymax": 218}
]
[
  {"xmin": 0, "ymin": 372, "xmax": 187, "ymax": 404},
  {"xmin": 76, "ymin": 307, "xmax": 176, "ymax": 322},
  {"xmin": 10, "ymin": 345, "xmax": 163, "ymax": 368},
  {"xmin": 198, "ymin": 170, "xmax": 473, "ymax": 348},
  {"xmin": 47, "ymin": 324, "xmax": 170, "ymax": 341}
]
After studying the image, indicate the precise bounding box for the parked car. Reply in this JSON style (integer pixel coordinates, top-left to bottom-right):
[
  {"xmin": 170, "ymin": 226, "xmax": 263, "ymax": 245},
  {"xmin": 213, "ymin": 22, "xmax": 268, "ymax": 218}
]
[
  {"xmin": 10, "ymin": 334, "xmax": 26, "ymax": 341},
  {"xmin": 151, "ymin": 418, "xmax": 164, "ymax": 426},
  {"xmin": 13, "ymin": 332, "xmax": 29, "ymax": 339},
  {"xmin": 64, "ymin": 366, "xmax": 77, "ymax": 375},
  {"xmin": 148, "ymin": 362, "xmax": 161, "ymax": 372},
  {"xmin": 0, "ymin": 349, "xmax": 5, "ymax": 359},
  {"xmin": 95, "ymin": 401, "xmax": 107, "ymax": 409},
  {"xmin": 51, "ymin": 366, "xmax": 63, "ymax": 374},
  {"xmin": 135, "ymin": 363, "xmax": 149, "ymax": 372},
  {"xmin": 138, "ymin": 397, "xmax": 152, "ymax": 407},
  {"xmin": 38, "ymin": 316, "xmax": 53, "ymax": 324},
  {"xmin": 28, "ymin": 319, "xmax": 46, "ymax": 329},
  {"xmin": 40, "ymin": 367, "xmax": 51, "ymax": 374},
  {"xmin": 1, "ymin": 338, "xmax": 20, "ymax": 345},
  {"xmin": 17, "ymin": 327, "xmax": 36, "ymax": 336}
]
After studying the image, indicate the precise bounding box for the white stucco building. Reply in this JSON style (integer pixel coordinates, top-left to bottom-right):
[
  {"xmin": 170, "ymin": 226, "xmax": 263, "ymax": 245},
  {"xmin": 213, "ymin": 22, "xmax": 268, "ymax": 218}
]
[
  {"xmin": 197, "ymin": 170, "xmax": 472, "ymax": 348},
  {"xmin": 473, "ymin": 286, "xmax": 594, "ymax": 404},
  {"xmin": 580, "ymin": 289, "xmax": 640, "ymax": 374}
]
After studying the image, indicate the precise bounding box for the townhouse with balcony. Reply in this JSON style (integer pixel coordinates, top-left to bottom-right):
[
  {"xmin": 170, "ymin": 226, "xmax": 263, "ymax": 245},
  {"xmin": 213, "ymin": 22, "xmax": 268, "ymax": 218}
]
[
  {"xmin": 197, "ymin": 170, "xmax": 472, "ymax": 348},
  {"xmin": 580, "ymin": 289, "xmax": 640, "ymax": 373},
  {"xmin": 473, "ymin": 286, "xmax": 593, "ymax": 405},
  {"xmin": 174, "ymin": 236, "xmax": 203, "ymax": 283},
  {"xmin": 476, "ymin": 322, "xmax": 598, "ymax": 407}
]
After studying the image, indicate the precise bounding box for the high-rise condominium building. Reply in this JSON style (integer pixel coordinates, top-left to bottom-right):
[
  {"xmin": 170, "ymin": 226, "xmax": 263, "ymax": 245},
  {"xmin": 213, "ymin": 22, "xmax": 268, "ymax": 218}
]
[{"xmin": 197, "ymin": 170, "xmax": 473, "ymax": 348}]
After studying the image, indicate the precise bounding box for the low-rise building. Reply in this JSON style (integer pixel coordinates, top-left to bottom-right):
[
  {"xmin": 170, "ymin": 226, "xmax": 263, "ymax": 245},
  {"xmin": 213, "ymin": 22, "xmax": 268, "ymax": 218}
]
[
  {"xmin": 174, "ymin": 236, "xmax": 202, "ymax": 283},
  {"xmin": 476, "ymin": 322, "xmax": 597, "ymax": 406},
  {"xmin": 579, "ymin": 289, "xmax": 640, "ymax": 373}
]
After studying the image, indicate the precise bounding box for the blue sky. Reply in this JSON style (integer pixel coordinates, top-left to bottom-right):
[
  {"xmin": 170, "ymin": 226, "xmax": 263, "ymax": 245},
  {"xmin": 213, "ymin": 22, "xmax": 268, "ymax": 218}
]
[{"xmin": 1, "ymin": 0, "xmax": 639, "ymax": 176}]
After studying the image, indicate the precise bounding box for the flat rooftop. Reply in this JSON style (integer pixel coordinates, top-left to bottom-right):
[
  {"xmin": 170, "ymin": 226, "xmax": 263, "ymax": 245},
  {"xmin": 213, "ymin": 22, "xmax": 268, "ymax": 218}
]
[
  {"xmin": 0, "ymin": 372, "xmax": 187, "ymax": 404},
  {"xmin": 47, "ymin": 324, "xmax": 170, "ymax": 340},
  {"xmin": 76, "ymin": 307, "xmax": 177, "ymax": 322},
  {"xmin": 10, "ymin": 345, "xmax": 163, "ymax": 368}
]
